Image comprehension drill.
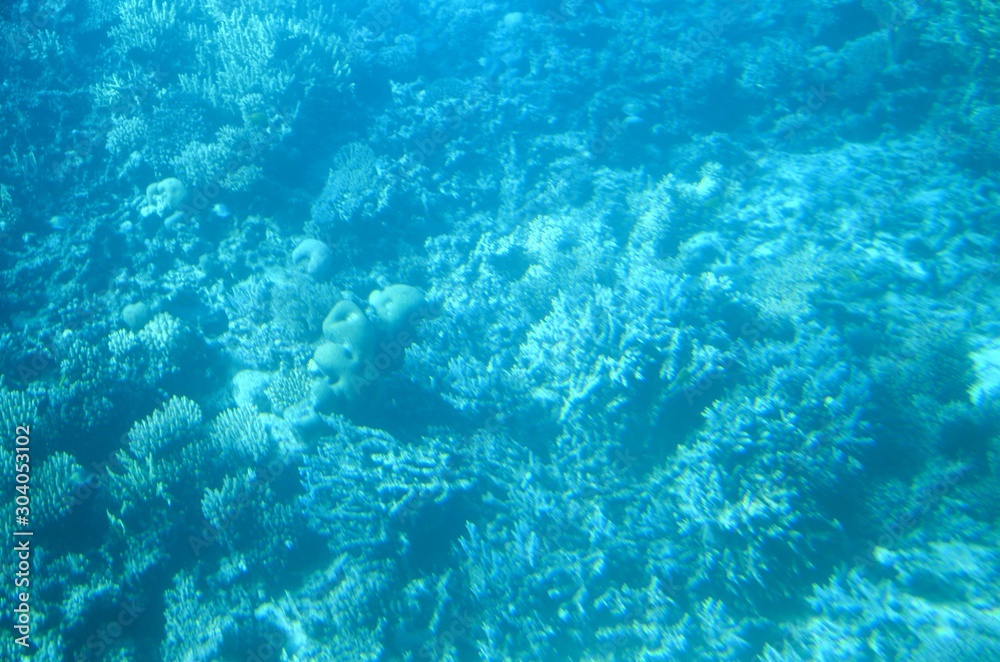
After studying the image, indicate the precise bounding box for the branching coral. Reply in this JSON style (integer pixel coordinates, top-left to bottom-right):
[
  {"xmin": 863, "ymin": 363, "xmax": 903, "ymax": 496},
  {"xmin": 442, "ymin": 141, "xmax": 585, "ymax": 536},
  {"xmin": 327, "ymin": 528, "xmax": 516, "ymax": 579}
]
[
  {"xmin": 310, "ymin": 142, "xmax": 384, "ymax": 229},
  {"xmin": 669, "ymin": 326, "xmax": 872, "ymax": 608},
  {"xmin": 300, "ymin": 419, "xmax": 473, "ymax": 554},
  {"xmin": 0, "ymin": 381, "xmax": 37, "ymax": 433}
]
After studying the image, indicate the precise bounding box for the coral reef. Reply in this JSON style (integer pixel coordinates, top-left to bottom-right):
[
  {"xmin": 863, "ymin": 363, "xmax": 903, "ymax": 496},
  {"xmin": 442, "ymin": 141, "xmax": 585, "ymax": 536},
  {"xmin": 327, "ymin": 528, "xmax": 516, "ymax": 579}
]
[{"xmin": 2, "ymin": 0, "xmax": 999, "ymax": 659}]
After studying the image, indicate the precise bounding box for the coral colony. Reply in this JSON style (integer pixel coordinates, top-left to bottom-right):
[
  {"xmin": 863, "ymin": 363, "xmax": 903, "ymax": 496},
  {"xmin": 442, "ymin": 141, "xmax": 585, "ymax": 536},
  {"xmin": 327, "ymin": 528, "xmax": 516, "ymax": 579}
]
[{"xmin": 2, "ymin": 1, "xmax": 1000, "ymax": 660}]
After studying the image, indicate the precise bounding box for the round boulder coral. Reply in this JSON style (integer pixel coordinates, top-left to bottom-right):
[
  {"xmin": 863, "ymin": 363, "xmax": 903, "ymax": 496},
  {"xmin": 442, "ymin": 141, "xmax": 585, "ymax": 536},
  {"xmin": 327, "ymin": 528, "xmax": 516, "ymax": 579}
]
[
  {"xmin": 322, "ymin": 300, "xmax": 376, "ymax": 354},
  {"xmin": 310, "ymin": 343, "xmax": 368, "ymax": 413},
  {"xmin": 122, "ymin": 302, "xmax": 152, "ymax": 331},
  {"xmin": 368, "ymin": 284, "xmax": 426, "ymax": 336},
  {"xmin": 143, "ymin": 177, "xmax": 188, "ymax": 218},
  {"xmin": 312, "ymin": 342, "xmax": 365, "ymax": 383},
  {"xmin": 291, "ymin": 239, "xmax": 334, "ymax": 279},
  {"xmin": 309, "ymin": 300, "xmax": 378, "ymax": 413}
]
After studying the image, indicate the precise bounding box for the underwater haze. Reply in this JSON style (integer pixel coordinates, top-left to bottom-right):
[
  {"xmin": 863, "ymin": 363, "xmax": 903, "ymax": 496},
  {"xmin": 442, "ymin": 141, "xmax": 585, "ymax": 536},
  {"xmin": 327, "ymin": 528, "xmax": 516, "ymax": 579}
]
[{"xmin": 2, "ymin": 0, "xmax": 1000, "ymax": 660}]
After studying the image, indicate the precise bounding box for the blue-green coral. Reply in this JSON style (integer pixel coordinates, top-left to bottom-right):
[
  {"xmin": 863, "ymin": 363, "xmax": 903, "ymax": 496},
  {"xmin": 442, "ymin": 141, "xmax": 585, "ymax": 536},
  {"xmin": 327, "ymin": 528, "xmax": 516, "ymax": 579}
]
[{"xmin": 2, "ymin": 0, "xmax": 1000, "ymax": 659}]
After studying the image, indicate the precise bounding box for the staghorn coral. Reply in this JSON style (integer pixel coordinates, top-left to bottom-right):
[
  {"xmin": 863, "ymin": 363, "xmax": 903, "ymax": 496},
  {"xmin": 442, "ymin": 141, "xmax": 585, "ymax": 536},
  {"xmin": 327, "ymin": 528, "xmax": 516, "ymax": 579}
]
[
  {"xmin": 300, "ymin": 418, "xmax": 473, "ymax": 554},
  {"xmin": 110, "ymin": 0, "xmax": 178, "ymax": 54},
  {"xmin": 34, "ymin": 451, "xmax": 84, "ymax": 530},
  {"xmin": 910, "ymin": 612, "xmax": 1000, "ymax": 662},
  {"xmin": 109, "ymin": 395, "xmax": 204, "ymax": 517},
  {"xmin": 748, "ymin": 242, "xmax": 829, "ymax": 321},
  {"xmin": 310, "ymin": 142, "xmax": 384, "ymax": 229},
  {"xmin": 668, "ymin": 325, "xmax": 872, "ymax": 609},
  {"xmin": 208, "ymin": 405, "xmax": 273, "ymax": 465},
  {"xmin": 765, "ymin": 567, "xmax": 914, "ymax": 660},
  {"xmin": 160, "ymin": 571, "xmax": 231, "ymax": 662},
  {"xmin": 98, "ymin": 0, "xmax": 352, "ymax": 200},
  {"xmin": 169, "ymin": 140, "xmax": 231, "ymax": 191},
  {"xmin": 276, "ymin": 554, "xmax": 390, "ymax": 660},
  {"xmin": 263, "ymin": 367, "xmax": 313, "ymax": 416},
  {"xmin": 199, "ymin": 465, "xmax": 299, "ymax": 574},
  {"xmin": 225, "ymin": 277, "xmax": 268, "ymax": 323},
  {"xmin": 0, "ymin": 381, "xmax": 37, "ymax": 433},
  {"xmin": 129, "ymin": 394, "xmax": 201, "ymax": 458},
  {"xmin": 108, "ymin": 311, "xmax": 188, "ymax": 387}
]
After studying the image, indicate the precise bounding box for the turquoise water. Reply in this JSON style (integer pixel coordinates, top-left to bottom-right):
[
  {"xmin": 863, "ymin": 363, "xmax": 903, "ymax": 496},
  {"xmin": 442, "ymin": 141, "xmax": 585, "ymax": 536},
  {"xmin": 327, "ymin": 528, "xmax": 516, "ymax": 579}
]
[{"xmin": 1, "ymin": 1, "xmax": 999, "ymax": 660}]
